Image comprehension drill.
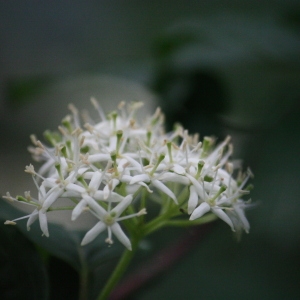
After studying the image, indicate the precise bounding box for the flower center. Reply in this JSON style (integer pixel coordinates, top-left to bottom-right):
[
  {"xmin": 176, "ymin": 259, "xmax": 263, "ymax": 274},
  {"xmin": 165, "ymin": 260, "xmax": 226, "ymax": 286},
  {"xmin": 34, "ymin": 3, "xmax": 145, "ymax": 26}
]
[{"xmin": 104, "ymin": 212, "xmax": 116, "ymax": 226}]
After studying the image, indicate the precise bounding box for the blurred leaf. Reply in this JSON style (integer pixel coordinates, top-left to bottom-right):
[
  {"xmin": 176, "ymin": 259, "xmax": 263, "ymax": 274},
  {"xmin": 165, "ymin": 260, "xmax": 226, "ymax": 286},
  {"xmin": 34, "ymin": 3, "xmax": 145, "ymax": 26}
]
[
  {"xmin": 153, "ymin": 31, "xmax": 197, "ymax": 60},
  {"xmin": 0, "ymin": 200, "xmax": 124, "ymax": 299},
  {"xmin": 5, "ymin": 76, "xmax": 54, "ymax": 109},
  {"xmin": 0, "ymin": 218, "xmax": 48, "ymax": 300}
]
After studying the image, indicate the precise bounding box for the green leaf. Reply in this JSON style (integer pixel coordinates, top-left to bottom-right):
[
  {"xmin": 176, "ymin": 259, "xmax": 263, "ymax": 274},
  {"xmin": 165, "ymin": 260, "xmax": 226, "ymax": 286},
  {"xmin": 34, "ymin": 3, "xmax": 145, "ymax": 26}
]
[
  {"xmin": 0, "ymin": 200, "xmax": 124, "ymax": 299},
  {"xmin": 0, "ymin": 218, "xmax": 49, "ymax": 300}
]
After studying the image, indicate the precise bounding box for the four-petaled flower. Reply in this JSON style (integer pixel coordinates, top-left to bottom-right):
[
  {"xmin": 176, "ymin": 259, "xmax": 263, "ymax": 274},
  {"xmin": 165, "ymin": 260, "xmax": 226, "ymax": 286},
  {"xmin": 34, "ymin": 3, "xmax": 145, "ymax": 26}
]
[{"xmin": 81, "ymin": 194, "xmax": 146, "ymax": 250}]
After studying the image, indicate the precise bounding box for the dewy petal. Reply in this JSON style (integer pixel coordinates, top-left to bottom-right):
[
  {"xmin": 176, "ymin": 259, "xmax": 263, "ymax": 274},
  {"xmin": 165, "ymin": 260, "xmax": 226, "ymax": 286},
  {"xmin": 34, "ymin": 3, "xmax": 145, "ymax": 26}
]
[
  {"xmin": 188, "ymin": 185, "xmax": 198, "ymax": 214},
  {"xmin": 72, "ymin": 199, "xmax": 87, "ymax": 221},
  {"xmin": 111, "ymin": 194, "xmax": 133, "ymax": 218},
  {"xmin": 190, "ymin": 202, "xmax": 210, "ymax": 220},
  {"xmin": 26, "ymin": 209, "xmax": 39, "ymax": 230},
  {"xmin": 211, "ymin": 207, "xmax": 235, "ymax": 231},
  {"xmin": 152, "ymin": 179, "xmax": 177, "ymax": 204},
  {"xmin": 81, "ymin": 221, "xmax": 106, "ymax": 246},
  {"xmin": 38, "ymin": 210, "xmax": 49, "ymax": 237},
  {"xmin": 110, "ymin": 222, "xmax": 132, "ymax": 250},
  {"xmin": 84, "ymin": 194, "xmax": 107, "ymax": 218}
]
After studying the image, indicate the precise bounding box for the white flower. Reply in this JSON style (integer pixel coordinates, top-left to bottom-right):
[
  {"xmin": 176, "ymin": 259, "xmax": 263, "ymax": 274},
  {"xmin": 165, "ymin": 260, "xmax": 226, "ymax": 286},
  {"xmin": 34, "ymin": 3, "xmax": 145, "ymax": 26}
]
[
  {"xmin": 4, "ymin": 188, "xmax": 50, "ymax": 237},
  {"xmin": 81, "ymin": 194, "xmax": 146, "ymax": 250},
  {"xmin": 3, "ymin": 99, "xmax": 253, "ymax": 248},
  {"xmin": 189, "ymin": 184, "xmax": 235, "ymax": 231},
  {"xmin": 189, "ymin": 168, "xmax": 253, "ymax": 232}
]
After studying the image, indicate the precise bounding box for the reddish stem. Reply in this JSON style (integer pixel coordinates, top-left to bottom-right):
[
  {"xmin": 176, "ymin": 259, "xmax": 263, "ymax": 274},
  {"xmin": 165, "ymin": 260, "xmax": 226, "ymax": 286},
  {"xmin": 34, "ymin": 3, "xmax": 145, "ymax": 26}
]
[{"xmin": 109, "ymin": 223, "xmax": 214, "ymax": 300}]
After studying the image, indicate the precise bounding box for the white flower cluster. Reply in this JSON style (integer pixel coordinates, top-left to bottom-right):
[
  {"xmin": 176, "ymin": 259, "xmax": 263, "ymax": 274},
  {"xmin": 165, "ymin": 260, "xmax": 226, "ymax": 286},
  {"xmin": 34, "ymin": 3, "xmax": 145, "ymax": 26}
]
[{"xmin": 4, "ymin": 100, "xmax": 252, "ymax": 250}]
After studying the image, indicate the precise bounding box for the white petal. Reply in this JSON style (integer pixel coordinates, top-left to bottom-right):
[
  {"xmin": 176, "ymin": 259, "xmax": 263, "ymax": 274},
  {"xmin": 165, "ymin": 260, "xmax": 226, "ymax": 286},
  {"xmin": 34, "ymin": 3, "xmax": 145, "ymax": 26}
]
[
  {"xmin": 111, "ymin": 195, "xmax": 133, "ymax": 218},
  {"xmin": 107, "ymin": 193, "xmax": 124, "ymax": 202},
  {"xmin": 77, "ymin": 167, "xmax": 90, "ymax": 175},
  {"xmin": 42, "ymin": 187, "xmax": 63, "ymax": 213},
  {"xmin": 103, "ymin": 179, "xmax": 120, "ymax": 199},
  {"xmin": 87, "ymin": 154, "xmax": 111, "ymax": 163},
  {"xmin": 137, "ymin": 182, "xmax": 153, "ymax": 193},
  {"xmin": 38, "ymin": 210, "xmax": 49, "ymax": 237},
  {"xmin": 111, "ymin": 179, "xmax": 120, "ymax": 190},
  {"xmin": 26, "ymin": 209, "xmax": 39, "ymax": 230},
  {"xmin": 111, "ymin": 222, "xmax": 132, "ymax": 250},
  {"xmin": 93, "ymin": 190, "xmax": 105, "ymax": 200},
  {"xmin": 188, "ymin": 186, "xmax": 198, "ymax": 214},
  {"xmin": 159, "ymin": 172, "xmax": 189, "ymax": 185},
  {"xmin": 39, "ymin": 184, "xmax": 47, "ymax": 198},
  {"xmin": 203, "ymin": 181, "xmax": 221, "ymax": 194},
  {"xmin": 172, "ymin": 164, "xmax": 186, "ymax": 175},
  {"xmin": 103, "ymin": 185, "xmax": 110, "ymax": 200},
  {"xmin": 37, "ymin": 159, "xmax": 54, "ymax": 177},
  {"xmin": 211, "ymin": 207, "xmax": 235, "ymax": 231},
  {"xmin": 81, "ymin": 221, "xmax": 106, "ymax": 245},
  {"xmin": 60, "ymin": 191, "xmax": 81, "ymax": 198},
  {"xmin": 83, "ymin": 194, "xmax": 107, "ymax": 218},
  {"xmin": 88, "ymin": 171, "xmax": 102, "ymax": 191},
  {"xmin": 122, "ymin": 155, "xmax": 143, "ymax": 172},
  {"xmin": 190, "ymin": 202, "xmax": 210, "ymax": 220},
  {"xmin": 152, "ymin": 180, "xmax": 177, "ymax": 204},
  {"xmin": 72, "ymin": 199, "xmax": 87, "ymax": 221},
  {"xmin": 234, "ymin": 204, "xmax": 250, "ymax": 233},
  {"xmin": 65, "ymin": 183, "xmax": 86, "ymax": 195},
  {"xmin": 120, "ymin": 174, "xmax": 134, "ymax": 184},
  {"xmin": 186, "ymin": 173, "xmax": 208, "ymax": 201},
  {"xmin": 130, "ymin": 174, "xmax": 150, "ymax": 185}
]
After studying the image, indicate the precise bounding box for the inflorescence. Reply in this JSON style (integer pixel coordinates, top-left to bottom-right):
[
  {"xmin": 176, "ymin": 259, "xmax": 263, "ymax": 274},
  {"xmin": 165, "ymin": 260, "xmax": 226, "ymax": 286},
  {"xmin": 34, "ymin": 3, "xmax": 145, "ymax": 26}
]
[{"xmin": 3, "ymin": 100, "xmax": 253, "ymax": 250}]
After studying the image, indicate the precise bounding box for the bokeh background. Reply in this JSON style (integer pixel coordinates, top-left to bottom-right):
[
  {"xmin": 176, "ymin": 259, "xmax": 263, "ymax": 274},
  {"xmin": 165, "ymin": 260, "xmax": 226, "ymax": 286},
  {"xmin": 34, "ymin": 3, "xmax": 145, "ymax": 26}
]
[{"xmin": 0, "ymin": 1, "xmax": 300, "ymax": 299}]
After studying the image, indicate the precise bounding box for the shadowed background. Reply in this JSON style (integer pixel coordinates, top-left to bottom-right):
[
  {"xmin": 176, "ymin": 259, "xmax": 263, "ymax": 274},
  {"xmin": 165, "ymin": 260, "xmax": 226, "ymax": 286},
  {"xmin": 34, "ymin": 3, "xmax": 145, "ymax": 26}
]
[{"xmin": 0, "ymin": 1, "xmax": 299, "ymax": 299}]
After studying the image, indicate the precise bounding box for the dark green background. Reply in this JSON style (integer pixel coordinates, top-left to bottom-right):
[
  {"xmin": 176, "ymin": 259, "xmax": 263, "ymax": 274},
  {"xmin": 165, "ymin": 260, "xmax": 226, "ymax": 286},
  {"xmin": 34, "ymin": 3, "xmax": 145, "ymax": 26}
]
[{"xmin": 0, "ymin": 1, "xmax": 299, "ymax": 299}]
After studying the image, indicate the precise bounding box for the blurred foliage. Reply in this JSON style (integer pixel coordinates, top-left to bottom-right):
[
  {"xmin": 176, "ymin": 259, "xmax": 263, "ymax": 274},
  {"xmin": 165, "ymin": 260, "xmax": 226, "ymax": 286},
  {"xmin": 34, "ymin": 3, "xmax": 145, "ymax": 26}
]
[
  {"xmin": 0, "ymin": 200, "xmax": 124, "ymax": 299},
  {"xmin": 1, "ymin": 2, "xmax": 300, "ymax": 299},
  {"xmin": 151, "ymin": 13, "xmax": 300, "ymax": 132},
  {"xmin": 144, "ymin": 10, "xmax": 300, "ymax": 300},
  {"xmin": 0, "ymin": 218, "xmax": 48, "ymax": 300},
  {"xmin": 5, "ymin": 76, "xmax": 54, "ymax": 109}
]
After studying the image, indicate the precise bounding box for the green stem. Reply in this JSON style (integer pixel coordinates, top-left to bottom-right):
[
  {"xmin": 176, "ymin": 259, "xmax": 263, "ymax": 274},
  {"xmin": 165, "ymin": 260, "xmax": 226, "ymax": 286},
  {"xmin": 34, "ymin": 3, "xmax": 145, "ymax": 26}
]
[
  {"xmin": 165, "ymin": 213, "xmax": 218, "ymax": 227},
  {"xmin": 78, "ymin": 247, "xmax": 90, "ymax": 300},
  {"xmin": 97, "ymin": 235, "xmax": 140, "ymax": 300},
  {"xmin": 79, "ymin": 265, "xmax": 89, "ymax": 300},
  {"xmin": 47, "ymin": 206, "xmax": 75, "ymax": 211},
  {"xmin": 142, "ymin": 214, "xmax": 169, "ymax": 236}
]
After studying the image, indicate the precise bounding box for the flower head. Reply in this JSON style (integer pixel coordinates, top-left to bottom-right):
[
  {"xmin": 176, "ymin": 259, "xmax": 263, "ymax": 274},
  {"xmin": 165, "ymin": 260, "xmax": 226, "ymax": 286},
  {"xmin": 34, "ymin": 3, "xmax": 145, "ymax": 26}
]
[{"xmin": 3, "ymin": 99, "xmax": 253, "ymax": 249}]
